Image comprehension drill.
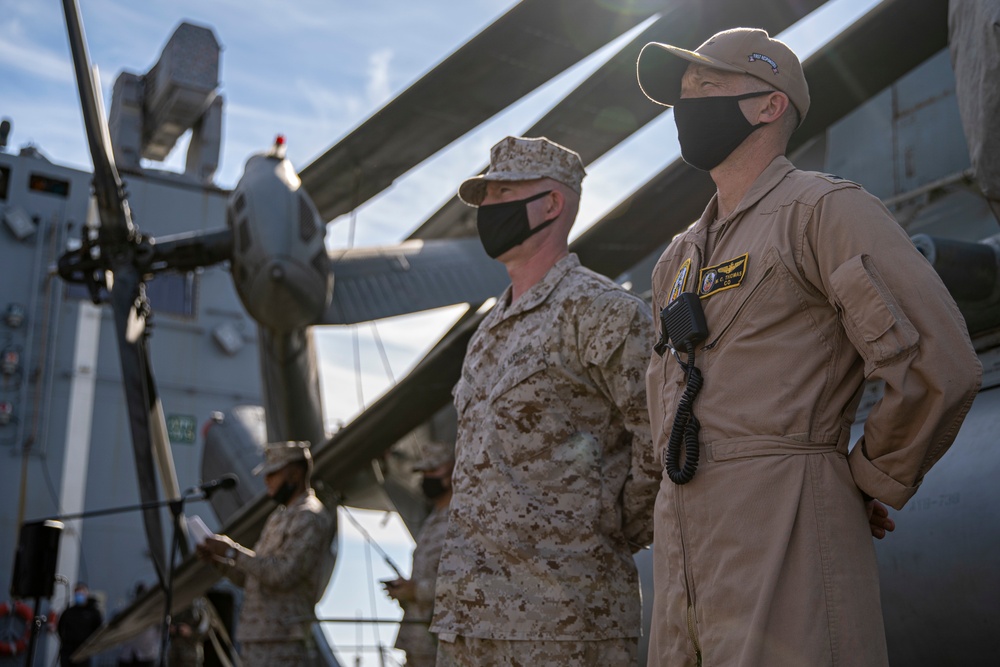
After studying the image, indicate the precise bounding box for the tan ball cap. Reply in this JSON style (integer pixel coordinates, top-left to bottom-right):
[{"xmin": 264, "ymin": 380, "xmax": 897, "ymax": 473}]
[
  {"xmin": 412, "ymin": 440, "xmax": 455, "ymax": 472},
  {"xmin": 253, "ymin": 440, "xmax": 312, "ymax": 476},
  {"xmin": 636, "ymin": 27, "xmax": 809, "ymax": 124},
  {"xmin": 458, "ymin": 136, "xmax": 586, "ymax": 207}
]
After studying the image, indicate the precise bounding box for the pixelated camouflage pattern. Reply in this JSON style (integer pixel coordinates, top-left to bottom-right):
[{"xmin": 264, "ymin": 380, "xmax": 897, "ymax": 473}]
[
  {"xmin": 168, "ymin": 598, "xmax": 209, "ymax": 666},
  {"xmin": 458, "ymin": 136, "xmax": 586, "ymax": 206},
  {"xmin": 435, "ymin": 634, "xmax": 637, "ymax": 667},
  {"xmin": 229, "ymin": 490, "xmax": 335, "ymax": 646},
  {"xmin": 395, "ymin": 505, "xmax": 451, "ymax": 666},
  {"xmin": 413, "ymin": 441, "xmax": 456, "ymax": 472},
  {"xmin": 431, "ymin": 253, "xmax": 658, "ymax": 641},
  {"xmin": 239, "ymin": 636, "xmax": 317, "ymax": 667}
]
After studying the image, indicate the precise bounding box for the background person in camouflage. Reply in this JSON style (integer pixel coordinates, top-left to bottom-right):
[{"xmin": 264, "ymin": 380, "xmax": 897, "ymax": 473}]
[
  {"xmin": 197, "ymin": 441, "xmax": 335, "ymax": 667},
  {"xmin": 167, "ymin": 597, "xmax": 209, "ymax": 666},
  {"xmin": 430, "ymin": 136, "xmax": 659, "ymax": 666},
  {"xmin": 383, "ymin": 441, "xmax": 455, "ymax": 667}
]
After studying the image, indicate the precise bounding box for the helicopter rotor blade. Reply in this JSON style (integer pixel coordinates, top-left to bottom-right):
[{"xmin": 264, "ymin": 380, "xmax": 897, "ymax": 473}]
[
  {"xmin": 107, "ymin": 266, "xmax": 170, "ymax": 585},
  {"xmin": 62, "ymin": 0, "xmax": 179, "ymax": 587},
  {"xmin": 298, "ymin": 0, "xmax": 669, "ymax": 223},
  {"xmin": 408, "ymin": 0, "xmax": 829, "ymax": 241},
  {"xmin": 61, "ymin": 0, "xmax": 134, "ymax": 244}
]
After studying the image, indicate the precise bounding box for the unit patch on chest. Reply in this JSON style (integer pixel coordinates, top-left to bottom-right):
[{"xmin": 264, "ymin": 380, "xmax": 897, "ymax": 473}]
[
  {"xmin": 698, "ymin": 253, "xmax": 749, "ymax": 298},
  {"xmin": 668, "ymin": 258, "xmax": 692, "ymax": 304}
]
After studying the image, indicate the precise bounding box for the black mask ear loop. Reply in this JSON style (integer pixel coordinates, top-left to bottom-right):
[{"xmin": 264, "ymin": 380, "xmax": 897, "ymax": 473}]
[
  {"xmin": 475, "ymin": 189, "xmax": 557, "ymax": 259},
  {"xmin": 734, "ymin": 89, "xmax": 778, "ymax": 125},
  {"xmin": 516, "ymin": 188, "xmax": 559, "ymax": 233}
]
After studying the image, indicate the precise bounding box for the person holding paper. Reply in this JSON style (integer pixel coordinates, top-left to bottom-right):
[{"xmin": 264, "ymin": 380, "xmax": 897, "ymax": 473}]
[{"xmin": 196, "ymin": 441, "xmax": 335, "ymax": 667}]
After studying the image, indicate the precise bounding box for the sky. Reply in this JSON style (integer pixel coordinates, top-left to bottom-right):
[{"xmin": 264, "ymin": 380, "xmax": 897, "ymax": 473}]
[{"xmin": 1, "ymin": 1, "xmax": 881, "ymax": 664}]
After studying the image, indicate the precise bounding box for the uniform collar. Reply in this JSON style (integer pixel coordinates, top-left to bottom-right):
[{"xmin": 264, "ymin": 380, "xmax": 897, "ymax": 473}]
[
  {"xmin": 699, "ymin": 155, "xmax": 797, "ymax": 232},
  {"xmin": 490, "ymin": 253, "xmax": 580, "ymax": 326},
  {"xmin": 281, "ymin": 487, "xmax": 315, "ymax": 510}
]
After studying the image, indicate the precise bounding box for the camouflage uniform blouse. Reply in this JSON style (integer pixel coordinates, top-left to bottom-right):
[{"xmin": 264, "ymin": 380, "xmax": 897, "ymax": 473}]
[
  {"xmin": 228, "ymin": 490, "xmax": 335, "ymax": 644},
  {"xmin": 394, "ymin": 504, "xmax": 450, "ymax": 664},
  {"xmin": 431, "ymin": 253, "xmax": 658, "ymax": 641}
]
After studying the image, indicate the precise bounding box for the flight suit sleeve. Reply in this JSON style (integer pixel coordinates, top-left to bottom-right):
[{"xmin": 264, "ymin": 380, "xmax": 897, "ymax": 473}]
[
  {"xmin": 232, "ymin": 508, "xmax": 328, "ymax": 589},
  {"xmin": 580, "ymin": 290, "xmax": 659, "ymax": 548},
  {"xmin": 803, "ymin": 185, "xmax": 982, "ymax": 509}
]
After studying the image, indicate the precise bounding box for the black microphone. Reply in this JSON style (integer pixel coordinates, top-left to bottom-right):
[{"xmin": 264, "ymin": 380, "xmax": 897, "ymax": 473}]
[{"xmin": 196, "ymin": 474, "xmax": 239, "ymax": 497}]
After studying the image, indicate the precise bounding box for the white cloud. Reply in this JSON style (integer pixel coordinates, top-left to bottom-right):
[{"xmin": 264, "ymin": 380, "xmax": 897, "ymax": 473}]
[
  {"xmin": 365, "ymin": 48, "xmax": 394, "ymax": 108},
  {"xmin": 0, "ymin": 26, "xmax": 72, "ymax": 84}
]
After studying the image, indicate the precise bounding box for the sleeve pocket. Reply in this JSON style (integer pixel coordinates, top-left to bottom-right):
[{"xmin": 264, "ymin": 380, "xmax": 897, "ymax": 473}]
[
  {"xmin": 453, "ymin": 377, "xmax": 475, "ymax": 415},
  {"xmin": 829, "ymin": 254, "xmax": 919, "ymax": 374}
]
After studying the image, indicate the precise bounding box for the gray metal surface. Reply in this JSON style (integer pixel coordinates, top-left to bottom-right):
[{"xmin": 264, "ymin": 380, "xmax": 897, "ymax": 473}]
[
  {"xmin": 867, "ymin": 383, "xmax": 1000, "ymax": 665},
  {"xmin": 257, "ymin": 327, "xmax": 326, "ymax": 446},
  {"xmin": 200, "ymin": 406, "xmax": 268, "ymax": 525},
  {"xmin": 0, "ymin": 148, "xmax": 262, "ymax": 663},
  {"xmin": 949, "ymin": 0, "xmax": 1000, "ymax": 203},
  {"xmin": 323, "ymin": 238, "xmax": 509, "ymax": 325}
]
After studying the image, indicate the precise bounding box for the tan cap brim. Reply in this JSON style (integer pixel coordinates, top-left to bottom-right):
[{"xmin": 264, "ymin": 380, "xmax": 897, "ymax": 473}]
[
  {"xmin": 637, "ymin": 42, "xmax": 746, "ymax": 107},
  {"xmin": 252, "ymin": 461, "xmax": 282, "ymax": 476},
  {"xmin": 458, "ymin": 170, "xmax": 556, "ymax": 207}
]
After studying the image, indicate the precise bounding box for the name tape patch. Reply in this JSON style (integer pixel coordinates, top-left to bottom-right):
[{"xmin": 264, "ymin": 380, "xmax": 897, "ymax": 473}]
[{"xmin": 699, "ymin": 253, "xmax": 749, "ymax": 298}]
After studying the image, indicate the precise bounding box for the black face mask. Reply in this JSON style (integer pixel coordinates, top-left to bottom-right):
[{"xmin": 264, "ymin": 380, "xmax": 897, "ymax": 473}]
[
  {"xmin": 674, "ymin": 91, "xmax": 773, "ymax": 171},
  {"xmin": 421, "ymin": 476, "xmax": 448, "ymax": 501},
  {"xmin": 476, "ymin": 190, "xmax": 556, "ymax": 259},
  {"xmin": 271, "ymin": 481, "xmax": 296, "ymax": 506}
]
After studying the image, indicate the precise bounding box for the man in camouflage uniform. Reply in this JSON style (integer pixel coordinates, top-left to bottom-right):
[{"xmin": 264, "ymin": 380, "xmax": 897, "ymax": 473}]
[
  {"xmin": 430, "ymin": 136, "xmax": 659, "ymax": 666},
  {"xmin": 197, "ymin": 441, "xmax": 335, "ymax": 667},
  {"xmin": 383, "ymin": 441, "xmax": 454, "ymax": 666},
  {"xmin": 167, "ymin": 597, "xmax": 209, "ymax": 666}
]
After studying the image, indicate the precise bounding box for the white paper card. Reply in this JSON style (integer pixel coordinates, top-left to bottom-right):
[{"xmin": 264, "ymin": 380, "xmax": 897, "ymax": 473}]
[{"xmin": 188, "ymin": 515, "xmax": 213, "ymax": 545}]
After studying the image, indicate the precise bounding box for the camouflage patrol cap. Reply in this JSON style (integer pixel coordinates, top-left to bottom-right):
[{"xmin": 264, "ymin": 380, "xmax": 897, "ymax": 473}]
[
  {"xmin": 458, "ymin": 136, "xmax": 586, "ymax": 207},
  {"xmin": 252, "ymin": 440, "xmax": 312, "ymax": 476},
  {"xmin": 637, "ymin": 27, "xmax": 810, "ymax": 124},
  {"xmin": 413, "ymin": 440, "xmax": 455, "ymax": 472}
]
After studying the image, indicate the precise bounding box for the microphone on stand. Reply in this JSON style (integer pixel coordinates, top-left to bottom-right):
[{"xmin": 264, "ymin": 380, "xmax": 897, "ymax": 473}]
[{"xmin": 190, "ymin": 474, "xmax": 239, "ymax": 498}]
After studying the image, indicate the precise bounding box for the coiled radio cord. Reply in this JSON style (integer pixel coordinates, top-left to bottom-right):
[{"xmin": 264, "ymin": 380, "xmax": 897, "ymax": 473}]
[{"xmin": 665, "ymin": 342, "xmax": 703, "ymax": 484}]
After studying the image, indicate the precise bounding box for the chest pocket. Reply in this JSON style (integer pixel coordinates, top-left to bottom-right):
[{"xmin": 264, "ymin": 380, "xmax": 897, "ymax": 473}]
[
  {"xmin": 703, "ymin": 246, "xmax": 783, "ymax": 349},
  {"xmin": 488, "ymin": 356, "xmax": 549, "ymax": 405}
]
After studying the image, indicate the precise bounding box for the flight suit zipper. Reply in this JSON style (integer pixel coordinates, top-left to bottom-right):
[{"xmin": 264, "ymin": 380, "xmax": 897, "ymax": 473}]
[
  {"xmin": 688, "ymin": 603, "xmax": 702, "ymax": 665},
  {"xmin": 674, "ymin": 481, "xmax": 702, "ymax": 664}
]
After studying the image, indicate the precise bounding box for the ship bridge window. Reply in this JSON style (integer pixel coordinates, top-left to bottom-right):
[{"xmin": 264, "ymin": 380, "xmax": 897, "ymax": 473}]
[
  {"xmin": 65, "ymin": 272, "xmax": 197, "ymax": 318},
  {"xmin": 28, "ymin": 173, "xmax": 70, "ymax": 198}
]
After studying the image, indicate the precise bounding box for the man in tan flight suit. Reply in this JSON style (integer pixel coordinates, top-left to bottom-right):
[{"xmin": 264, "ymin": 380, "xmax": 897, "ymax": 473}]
[
  {"xmin": 430, "ymin": 136, "xmax": 660, "ymax": 666},
  {"xmin": 197, "ymin": 441, "xmax": 335, "ymax": 667},
  {"xmin": 635, "ymin": 28, "xmax": 982, "ymax": 666},
  {"xmin": 383, "ymin": 441, "xmax": 454, "ymax": 667}
]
